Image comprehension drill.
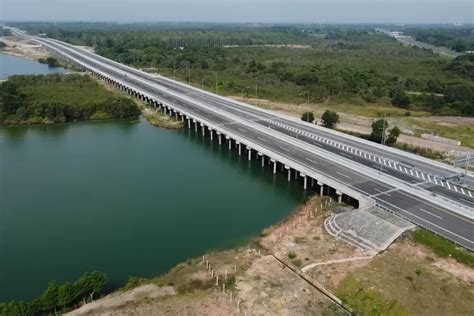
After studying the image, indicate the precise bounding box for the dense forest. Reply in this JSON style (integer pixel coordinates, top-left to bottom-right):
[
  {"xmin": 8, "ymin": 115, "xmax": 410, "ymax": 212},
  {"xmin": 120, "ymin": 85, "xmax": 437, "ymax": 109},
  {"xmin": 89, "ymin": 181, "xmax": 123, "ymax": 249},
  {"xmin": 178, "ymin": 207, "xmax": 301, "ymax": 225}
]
[
  {"xmin": 402, "ymin": 27, "xmax": 474, "ymax": 53},
  {"xmin": 9, "ymin": 23, "xmax": 474, "ymax": 116},
  {"xmin": 0, "ymin": 74, "xmax": 140, "ymax": 124}
]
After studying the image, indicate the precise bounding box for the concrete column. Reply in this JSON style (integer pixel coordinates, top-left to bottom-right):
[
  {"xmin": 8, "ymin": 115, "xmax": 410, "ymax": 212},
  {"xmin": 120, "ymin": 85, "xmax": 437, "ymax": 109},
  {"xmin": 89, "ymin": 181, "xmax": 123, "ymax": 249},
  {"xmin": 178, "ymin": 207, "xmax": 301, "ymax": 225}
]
[
  {"xmin": 218, "ymin": 133, "xmax": 222, "ymax": 145},
  {"xmin": 261, "ymin": 154, "xmax": 265, "ymax": 167},
  {"xmin": 181, "ymin": 115, "xmax": 184, "ymax": 122},
  {"xmin": 237, "ymin": 143, "xmax": 241, "ymax": 155},
  {"xmin": 318, "ymin": 181, "xmax": 324, "ymax": 196},
  {"xmin": 194, "ymin": 121, "xmax": 198, "ymax": 132},
  {"xmin": 272, "ymin": 160, "xmax": 277, "ymax": 174},
  {"xmin": 337, "ymin": 191, "xmax": 342, "ymax": 204},
  {"xmin": 227, "ymin": 137, "xmax": 231, "ymax": 150},
  {"xmin": 311, "ymin": 178, "xmax": 314, "ymax": 187},
  {"xmin": 175, "ymin": 112, "xmax": 178, "ymax": 119},
  {"xmin": 201, "ymin": 125, "xmax": 205, "ymax": 136},
  {"xmin": 302, "ymin": 175, "xmax": 307, "ymax": 190},
  {"xmin": 187, "ymin": 118, "xmax": 191, "ymax": 128},
  {"xmin": 286, "ymin": 166, "xmax": 291, "ymax": 181},
  {"xmin": 247, "ymin": 147, "xmax": 252, "ymax": 161},
  {"xmin": 209, "ymin": 128, "xmax": 213, "ymax": 141},
  {"xmin": 294, "ymin": 170, "xmax": 298, "ymax": 180}
]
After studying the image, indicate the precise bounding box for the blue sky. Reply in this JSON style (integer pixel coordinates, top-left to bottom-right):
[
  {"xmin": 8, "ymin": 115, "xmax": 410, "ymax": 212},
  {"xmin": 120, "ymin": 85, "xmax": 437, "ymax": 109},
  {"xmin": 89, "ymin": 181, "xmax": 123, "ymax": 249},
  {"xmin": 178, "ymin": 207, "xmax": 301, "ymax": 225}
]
[{"xmin": 1, "ymin": 0, "xmax": 473, "ymax": 23}]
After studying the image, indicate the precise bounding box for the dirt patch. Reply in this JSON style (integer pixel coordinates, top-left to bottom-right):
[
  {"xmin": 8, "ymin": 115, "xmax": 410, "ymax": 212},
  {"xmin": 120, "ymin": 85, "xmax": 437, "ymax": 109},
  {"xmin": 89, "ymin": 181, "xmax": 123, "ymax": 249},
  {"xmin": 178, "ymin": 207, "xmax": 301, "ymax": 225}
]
[
  {"xmin": 236, "ymin": 255, "xmax": 341, "ymax": 315},
  {"xmin": 1, "ymin": 37, "xmax": 49, "ymax": 60}
]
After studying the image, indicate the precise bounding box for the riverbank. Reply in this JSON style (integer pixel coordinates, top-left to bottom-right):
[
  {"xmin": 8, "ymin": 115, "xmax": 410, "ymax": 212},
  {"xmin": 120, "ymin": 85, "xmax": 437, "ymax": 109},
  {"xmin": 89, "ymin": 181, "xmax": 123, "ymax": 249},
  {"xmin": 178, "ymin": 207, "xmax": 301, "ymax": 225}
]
[
  {"xmin": 65, "ymin": 195, "xmax": 473, "ymax": 315},
  {"xmin": 142, "ymin": 108, "xmax": 184, "ymax": 129}
]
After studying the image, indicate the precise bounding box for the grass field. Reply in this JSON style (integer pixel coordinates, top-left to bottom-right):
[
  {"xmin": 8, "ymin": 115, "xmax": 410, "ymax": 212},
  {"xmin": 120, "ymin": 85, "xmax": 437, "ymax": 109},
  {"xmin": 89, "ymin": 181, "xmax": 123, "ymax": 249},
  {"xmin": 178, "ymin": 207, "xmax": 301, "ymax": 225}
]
[{"xmin": 335, "ymin": 240, "xmax": 474, "ymax": 316}]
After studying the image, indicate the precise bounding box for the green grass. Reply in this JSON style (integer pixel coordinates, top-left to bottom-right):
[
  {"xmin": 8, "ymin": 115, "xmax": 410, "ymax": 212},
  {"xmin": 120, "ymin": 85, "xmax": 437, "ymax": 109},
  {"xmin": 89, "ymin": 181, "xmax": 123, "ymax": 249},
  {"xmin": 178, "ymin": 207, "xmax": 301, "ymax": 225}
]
[
  {"xmin": 403, "ymin": 118, "xmax": 474, "ymax": 148},
  {"xmin": 336, "ymin": 275, "xmax": 409, "ymax": 316},
  {"xmin": 412, "ymin": 229, "xmax": 474, "ymax": 267}
]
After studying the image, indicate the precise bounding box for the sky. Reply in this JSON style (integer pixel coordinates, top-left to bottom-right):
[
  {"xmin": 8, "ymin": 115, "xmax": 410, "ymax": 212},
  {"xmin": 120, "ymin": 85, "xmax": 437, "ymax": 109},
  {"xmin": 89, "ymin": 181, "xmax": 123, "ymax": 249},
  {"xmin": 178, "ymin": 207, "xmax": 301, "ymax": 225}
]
[{"xmin": 1, "ymin": 0, "xmax": 473, "ymax": 24}]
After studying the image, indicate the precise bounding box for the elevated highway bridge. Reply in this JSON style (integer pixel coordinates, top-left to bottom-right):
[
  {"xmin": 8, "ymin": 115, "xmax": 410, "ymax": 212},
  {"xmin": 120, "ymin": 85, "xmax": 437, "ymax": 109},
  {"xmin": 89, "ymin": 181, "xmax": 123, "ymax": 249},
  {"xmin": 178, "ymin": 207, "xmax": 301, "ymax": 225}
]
[{"xmin": 8, "ymin": 27, "xmax": 473, "ymax": 250}]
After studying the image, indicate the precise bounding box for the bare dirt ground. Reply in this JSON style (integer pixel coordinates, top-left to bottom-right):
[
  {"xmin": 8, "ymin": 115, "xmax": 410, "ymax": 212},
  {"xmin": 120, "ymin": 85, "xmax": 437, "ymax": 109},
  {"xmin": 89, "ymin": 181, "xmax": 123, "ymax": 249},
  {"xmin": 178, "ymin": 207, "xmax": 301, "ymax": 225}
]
[
  {"xmin": 1, "ymin": 37, "xmax": 49, "ymax": 60},
  {"xmin": 231, "ymin": 96, "xmax": 474, "ymax": 152}
]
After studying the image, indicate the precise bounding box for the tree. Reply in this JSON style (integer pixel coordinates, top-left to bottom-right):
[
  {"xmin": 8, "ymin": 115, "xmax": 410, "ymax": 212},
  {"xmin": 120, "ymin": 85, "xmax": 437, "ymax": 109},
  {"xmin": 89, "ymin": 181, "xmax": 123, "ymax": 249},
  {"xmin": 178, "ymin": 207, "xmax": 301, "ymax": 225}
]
[
  {"xmin": 301, "ymin": 111, "xmax": 314, "ymax": 123},
  {"xmin": 72, "ymin": 271, "xmax": 107, "ymax": 304},
  {"xmin": 39, "ymin": 280, "xmax": 59, "ymax": 313},
  {"xmin": 370, "ymin": 119, "xmax": 387, "ymax": 143},
  {"xmin": 57, "ymin": 282, "xmax": 74, "ymax": 308},
  {"xmin": 391, "ymin": 90, "xmax": 410, "ymax": 108},
  {"xmin": 321, "ymin": 110, "xmax": 339, "ymax": 129},
  {"xmin": 386, "ymin": 126, "xmax": 401, "ymax": 145}
]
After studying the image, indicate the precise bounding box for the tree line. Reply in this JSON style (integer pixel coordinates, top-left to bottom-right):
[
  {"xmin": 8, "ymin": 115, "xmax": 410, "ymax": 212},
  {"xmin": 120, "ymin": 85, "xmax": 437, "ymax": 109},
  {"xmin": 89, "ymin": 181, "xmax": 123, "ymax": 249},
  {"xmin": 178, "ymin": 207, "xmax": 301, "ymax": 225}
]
[
  {"xmin": 9, "ymin": 23, "xmax": 474, "ymax": 117},
  {"xmin": 0, "ymin": 271, "xmax": 107, "ymax": 315}
]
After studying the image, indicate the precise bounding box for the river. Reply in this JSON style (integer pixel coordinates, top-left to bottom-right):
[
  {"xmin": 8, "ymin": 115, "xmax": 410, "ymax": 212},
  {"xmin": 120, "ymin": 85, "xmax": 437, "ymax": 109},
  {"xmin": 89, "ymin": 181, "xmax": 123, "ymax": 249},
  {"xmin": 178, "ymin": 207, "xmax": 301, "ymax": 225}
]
[{"xmin": 0, "ymin": 54, "xmax": 304, "ymax": 301}]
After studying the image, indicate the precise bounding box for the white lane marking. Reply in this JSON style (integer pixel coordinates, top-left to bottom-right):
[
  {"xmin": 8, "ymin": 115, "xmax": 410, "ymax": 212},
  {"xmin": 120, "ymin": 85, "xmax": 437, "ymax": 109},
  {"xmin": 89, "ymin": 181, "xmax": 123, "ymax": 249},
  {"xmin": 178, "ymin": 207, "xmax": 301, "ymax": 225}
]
[
  {"xmin": 257, "ymin": 136, "xmax": 267, "ymax": 143},
  {"xmin": 340, "ymin": 153, "xmax": 353, "ymax": 159},
  {"xmin": 237, "ymin": 128, "xmax": 246, "ymax": 133},
  {"xmin": 459, "ymin": 198, "xmax": 474, "ymax": 205},
  {"xmin": 374, "ymin": 188, "xmax": 391, "ymax": 196},
  {"xmin": 336, "ymin": 172, "xmax": 351, "ymax": 179},
  {"xmin": 305, "ymin": 157, "xmax": 319, "ymax": 165},
  {"xmin": 376, "ymin": 199, "xmax": 472, "ymax": 244},
  {"xmin": 279, "ymin": 146, "xmax": 290, "ymax": 152},
  {"xmin": 419, "ymin": 208, "xmax": 442, "ymax": 219}
]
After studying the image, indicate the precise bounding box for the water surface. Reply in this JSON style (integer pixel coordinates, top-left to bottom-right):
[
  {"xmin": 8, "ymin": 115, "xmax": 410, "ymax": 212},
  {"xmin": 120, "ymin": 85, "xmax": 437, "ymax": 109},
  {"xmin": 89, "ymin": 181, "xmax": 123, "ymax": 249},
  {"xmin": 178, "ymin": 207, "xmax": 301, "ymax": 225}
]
[
  {"xmin": 0, "ymin": 53, "xmax": 68, "ymax": 79},
  {"xmin": 0, "ymin": 53, "xmax": 303, "ymax": 301}
]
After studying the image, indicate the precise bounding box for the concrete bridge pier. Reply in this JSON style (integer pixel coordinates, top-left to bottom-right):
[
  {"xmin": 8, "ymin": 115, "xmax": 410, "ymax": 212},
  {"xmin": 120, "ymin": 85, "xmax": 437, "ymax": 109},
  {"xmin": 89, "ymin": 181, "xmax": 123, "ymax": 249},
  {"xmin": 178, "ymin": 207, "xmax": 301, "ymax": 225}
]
[
  {"xmin": 201, "ymin": 125, "xmax": 205, "ymax": 136},
  {"xmin": 311, "ymin": 178, "xmax": 314, "ymax": 187},
  {"xmin": 318, "ymin": 181, "xmax": 324, "ymax": 197},
  {"xmin": 187, "ymin": 117, "xmax": 191, "ymax": 129},
  {"xmin": 218, "ymin": 133, "xmax": 222, "ymax": 145},
  {"xmin": 271, "ymin": 159, "xmax": 277, "ymax": 174},
  {"xmin": 301, "ymin": 174, "xmax": 307, "ymax": 190},
  {"xmin": 209, "ymin": 128, "xmax": 213, "ymax": 141},
  {"xmin": 247, "ymin": 147, "xmax": 252, "ymax": 160},
  {"xmin": 227, "ymin": 137, "xmax": 231, "ymax": 150},
  {"xmin": 336, "ymin": 191, "xmax": 342, "ymax": 204},
  {"xmin": 285, "ymin": 166, "xmax": 291, "ymax": 181},
  {"xmin": 175, "ymin": 111, "xmax": 178, "ymax": 120},
  {"xmin": 237, "ymin": 143, "xmax": 242, "ymax": 155},
  {"xmin": 294, "ymin": 170, "xmax": 298, "ymax": 180},
  {"xmin": 193, "ymin": 120, "xmax": 198, "ymax": 132}
]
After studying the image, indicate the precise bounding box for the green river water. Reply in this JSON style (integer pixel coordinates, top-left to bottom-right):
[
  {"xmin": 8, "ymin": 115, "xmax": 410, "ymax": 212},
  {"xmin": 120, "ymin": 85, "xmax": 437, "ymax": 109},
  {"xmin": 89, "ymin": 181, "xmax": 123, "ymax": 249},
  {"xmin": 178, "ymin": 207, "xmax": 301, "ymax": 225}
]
[{"xmin": 0, "ymin": 54, "xmax": 304, "ymax": 301}]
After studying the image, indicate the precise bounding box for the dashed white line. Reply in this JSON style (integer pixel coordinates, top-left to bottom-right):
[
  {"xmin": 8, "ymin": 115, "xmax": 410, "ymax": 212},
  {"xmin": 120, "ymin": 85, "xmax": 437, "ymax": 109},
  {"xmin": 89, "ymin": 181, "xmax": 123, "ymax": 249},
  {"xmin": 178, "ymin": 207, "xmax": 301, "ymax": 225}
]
[
  {"xmin": 304, "ymin": 157, "xmax": 319, "ymax": 165},
  {"xmin": 257, "ymin": 136, "xmax": 267, "ymax": 143},
  {"xmin": 279, "ymin": 146, "xmax": 290, "ymax": 152},
  {"xmin": 459, "ymin": 198, "xmax": 474, "ymax": 205},
  {"xmin": 418, "ymin": 208, "xmax": 442, "ymax": 219},
  {"xmin": 336, "ymin": 171, "xmax": 351, "ymax": 179},
  {"xmin": 340, "ymin": 153, "xmax": 353, "ymax": 159},
  {"xmin": 237, "ymin": 128, "xmax": 246, "ymax": 133}
]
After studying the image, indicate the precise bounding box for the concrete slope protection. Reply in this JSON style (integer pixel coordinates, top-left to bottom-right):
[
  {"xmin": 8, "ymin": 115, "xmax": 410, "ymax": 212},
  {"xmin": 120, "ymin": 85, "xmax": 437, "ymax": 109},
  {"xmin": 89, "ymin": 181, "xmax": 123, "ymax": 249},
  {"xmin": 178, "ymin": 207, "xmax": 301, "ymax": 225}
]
[{"xmin": 8, "ymin": 27, "xmax": 473, "ymax": 251}]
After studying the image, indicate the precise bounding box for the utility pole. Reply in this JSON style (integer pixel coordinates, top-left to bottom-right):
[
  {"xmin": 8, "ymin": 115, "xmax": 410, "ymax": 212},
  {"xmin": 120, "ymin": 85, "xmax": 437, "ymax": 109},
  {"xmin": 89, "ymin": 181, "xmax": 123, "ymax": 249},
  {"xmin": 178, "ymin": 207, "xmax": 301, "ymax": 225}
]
[
  {"xmin": 214, "ymin": 72, "xmax": 218, "ymax": 95},
  {"xmin": 379, "ymin": 112, "xmax": 387, "ymax": 174}
]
